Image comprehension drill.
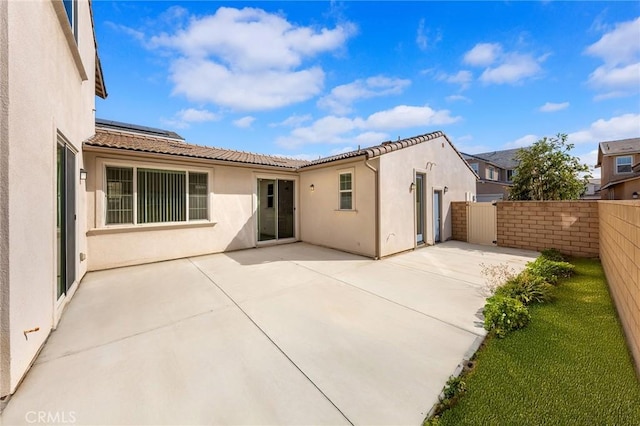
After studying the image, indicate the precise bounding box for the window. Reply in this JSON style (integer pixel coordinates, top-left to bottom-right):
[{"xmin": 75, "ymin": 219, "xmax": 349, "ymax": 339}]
[
  {"xmin": 105, "ymin": 166, "xmax": 208, "ymax": 225},
  {"xmin": 469, "ymin": 163, "xmax": 479, "ymax": 175},
  {"xmin": 63, "ymin": 0, "xmax": 78, "ymax": 42},
  {"xmin": 267, "ymin": 183, "xmax": 274, "ymax": 208},
  {"xmin": 506, "ymin": 169, "xmax": 515, "ymax": 182},
  {"xmin": 615, "ymin": 156, "xmax": 633, "ymax": 174},
  {"xmin": 487, "ymin": 167, "xmax": 496, "ymax": 180},
  {"xmin": 189, "ymin": 172, "xmax": 208, "ymax": 220},
  {"xmin": 339, "ymin": 172, "xmax": 353, "ymax": 210}
]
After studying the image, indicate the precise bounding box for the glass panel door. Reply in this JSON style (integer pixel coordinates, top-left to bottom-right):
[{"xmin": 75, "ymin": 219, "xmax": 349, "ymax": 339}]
[
  {"xmin": 416, "ymin": 174, "xmax": 424, "ymax": 244},
  {"xmin": 434, "ymin": 190, "xmax": 442, "ymax": 243},
  {"xmin": 277, "ymin": 180, "xmax": 294, "ymax": 239},
  {"xmin": 258, "ymin": 179, "xmax": 295, "ymax": 242},
  {"xmin": 56, "ymin": 145, "xmax": 65, "ymax": 298},
  {"xmin": 56, "ymin": 144, "xmax": 76, "ymax": 299}
]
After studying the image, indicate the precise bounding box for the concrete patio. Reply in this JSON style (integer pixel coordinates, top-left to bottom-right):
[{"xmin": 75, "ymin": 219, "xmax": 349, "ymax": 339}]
[{"xmin": 0, "ymin": 241, "xmax": 537, "ymax": 425}]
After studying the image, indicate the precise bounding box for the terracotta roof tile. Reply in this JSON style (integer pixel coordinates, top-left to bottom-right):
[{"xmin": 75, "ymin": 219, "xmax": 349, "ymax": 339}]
[{"xmin": 84, "ymin": 128, "xmax": 309, "ymax": 169}]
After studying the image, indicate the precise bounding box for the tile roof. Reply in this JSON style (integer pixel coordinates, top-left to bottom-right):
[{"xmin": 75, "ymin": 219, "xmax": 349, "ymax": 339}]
[
  {"xmin": 299, "ymin": 131, "xmax": 453, "ymax": 168},
  {"xmin": 85, "ymin": 126, "xmax": 309, "ymax": 169},
  {"xmin": 596, "ymin": 137, "xmax": 640, "ymax": 167},
  {"xmin": 462, "ymin": 148, "xmax": 522, "ymax": 169}
]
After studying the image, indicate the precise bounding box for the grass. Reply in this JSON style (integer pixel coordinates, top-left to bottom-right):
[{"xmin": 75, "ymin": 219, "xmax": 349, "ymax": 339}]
[{"xmin": 434, "ymin": 258, "xmax": 640, "ymax": 425}]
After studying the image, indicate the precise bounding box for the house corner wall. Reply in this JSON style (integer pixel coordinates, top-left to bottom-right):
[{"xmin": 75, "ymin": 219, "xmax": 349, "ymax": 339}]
[
  {"xmin": 0, "ymin": 0, "xmax": 10, "ymax": 398},
  {"xmin": 5, "ymin": 0, "xmax": 96, "ymax": 394},
  {"xmin": 599, "ymin": 201, "xmax": 640, "ymax": 378},
  {"xmin": 378, "ymin": 137, "xmax": 476, "ymax": 256},
  {"xmin": 298, "ymin": 159, "xmax": 377, "ymax": 257}
]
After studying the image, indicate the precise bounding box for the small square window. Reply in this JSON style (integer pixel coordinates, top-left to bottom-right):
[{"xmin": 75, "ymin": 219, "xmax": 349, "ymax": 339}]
[
  {"xmin": 469, "ymin": 163, "xmax": 479, "ymax": 175},
  {"xmin": 615, "ymin": 156, "xmax": 633, "ymax": 174}
]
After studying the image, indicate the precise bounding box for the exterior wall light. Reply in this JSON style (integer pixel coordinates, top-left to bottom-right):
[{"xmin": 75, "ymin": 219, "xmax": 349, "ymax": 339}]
[
  {"xmin": 444, "ymin": 186, "xmax": 449, "ymax": 193},
  {"xmin": 410, "ymin": 182, "xmax": 416, "ymax": 192},
  {"xmin": 79, "ymin": 168, "xmax": 87, "ymax": 182},
  {"xmin": 633, "ymin": 191, "xmax": 638, "ymax": 199},
  {"xmin": 310, "ymin": 184, "xmax": 315, "ymax": 192}
]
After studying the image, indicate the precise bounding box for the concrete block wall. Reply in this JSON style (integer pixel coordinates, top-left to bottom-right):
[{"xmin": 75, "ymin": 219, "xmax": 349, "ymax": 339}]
[
  {"xmin": 599, "ymin": 201, "xmax": 640, "ymax": 377},
  {"xmin": 496, "ymin": 201, "xmax": 599, "ymax": 257},
  {"xmin": 451, "ymin": 201, "xmax": 468, "ymax": 242}
]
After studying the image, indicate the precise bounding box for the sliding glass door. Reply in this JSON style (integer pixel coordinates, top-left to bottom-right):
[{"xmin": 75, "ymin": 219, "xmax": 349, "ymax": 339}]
[
  {"xmin": 56, "ymin": 143, "xmax": 76, "ymax": 299},
  {"xmin": 258, "ymin": 179, "xmax": 295, "ymax": 242}
]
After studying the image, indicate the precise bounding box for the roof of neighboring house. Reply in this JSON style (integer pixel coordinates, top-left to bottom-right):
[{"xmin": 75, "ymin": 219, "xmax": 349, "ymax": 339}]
[
  {"xmin": 596, "ymin": 137, "xmax": 640, "ymax": 167},
  {"xmin": 600, "ymin": 174, "xmax": 640, "ymax": 190},
  {"xmin": 461, "ymin": 148, "xmax": 523, "ymax": 169},
  {"xmin": 85, "ymin": 123, "xmax": 309, "ymax": 169},
  {"xmin": 96, "ymin": 119, "xmax": 185, "ymax": 140}
]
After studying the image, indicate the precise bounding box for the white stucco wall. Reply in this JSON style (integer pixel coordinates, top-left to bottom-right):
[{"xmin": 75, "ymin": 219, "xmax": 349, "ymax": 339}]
[
  {"xmin": 5, "ymin": 0, "xmax": 96, "ymax": 394},
  {"xmin": 378, "ymin": 137, "xmax": 476, "ymax": 257},
  {"xmin": 298, "ymin": 158, "xmax": 377, "ymax": 257},
  {"xmin": 84, "ymin": 150, "xmax": 299, "ymax": 270}
]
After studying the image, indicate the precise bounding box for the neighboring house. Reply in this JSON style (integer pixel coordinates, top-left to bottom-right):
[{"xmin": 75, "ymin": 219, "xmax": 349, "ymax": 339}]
[
  {"xmin": 581, "ymin": 178, "xmax": 601, "ymax": 200},
  {"xmin": 462, "ymin": 148, "xmax": 522, "ymax": 202},
  {"xmin": 83, "ymin": 122, "xmax": 477, "ymax": 269},
  {"xmin": 596, "ymin": 138, "xmax": 640, "ymax": 200},
  {"xmin": 0, "ymin": 0, "xmax": 107, "ymax": 398}
]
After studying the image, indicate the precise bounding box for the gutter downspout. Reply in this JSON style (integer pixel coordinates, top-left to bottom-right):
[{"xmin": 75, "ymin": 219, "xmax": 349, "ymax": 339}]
[{"xmin": 364, "ymin": 157, "xmax": 380, "ymax": 259}]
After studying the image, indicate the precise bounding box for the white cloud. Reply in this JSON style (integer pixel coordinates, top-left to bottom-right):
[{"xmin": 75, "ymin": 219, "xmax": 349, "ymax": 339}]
[
  {"xmin": 317, "ymin": 76, "xmax": 411, "ymax": 115},
  {"xmin": 504, "ymin": 134, "xmax": 538, "ymax": 149},
  {"xmin": 480, "ymin": 53, "xmax": 542, "ymax": 85},
  {"xmin": 269, "ymin": 114, "xmax": 313, "ymax": 128},
  {"xmin": 162, "ymin": 108, "xmax": 220, "ymax": 128},
  {"xmin": 463, "ymin": 43, "xmax": 544, "ymax": 85},
  {"xmin": 416, "ymin": 18, "xmax": 428, "ymax": 51},
  {"xmin": 233, "ymin": 116, "xmax": 256, "ymax": 128},
  {"xmin": 276, "ymin": 104, "xmax": 460, "ymax": 148},
  {"xmin": 463, "ymin": 43, "xmax": 502, "ymax": 66},
  {"xmin": 539, "ymin": 102, "xmax": 569, "ymax": 112},
  {"xmin": 446, "ymin": 94, "xmax": 471, "ymax": 103},
  {"xmin": 585, "ymin": 17, "xmax": 640, "ymax": 98},
  {"xmin": 577, "ymin": 149, "xmax": 601, "ymax": 177},
  {"xmin": 146, "ymin": 7, "xmax": 356, "ymax": 111},
  {"xmin": 568, "ymin": 113, "xmax": 640, "ymax": 145},
  {"xmin": 437, "ymin": 70, "xmax": 473, "ymax": 90}
]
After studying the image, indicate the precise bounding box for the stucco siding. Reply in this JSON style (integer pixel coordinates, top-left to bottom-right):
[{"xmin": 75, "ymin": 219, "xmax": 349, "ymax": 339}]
[
  {"xmin": 84, "ymin": 151, "xmax": 299, "ymax": 270},
  {"xmin": 6, "ymin": 0, "xmax": 96, "ymax": 393},
  {"xmin": 378, "ymin": 137, "xmax": 476, "ymax": 256},
  {"xmin": 298, "ymin": 159, "xmax": 377, "ymax": 257}
]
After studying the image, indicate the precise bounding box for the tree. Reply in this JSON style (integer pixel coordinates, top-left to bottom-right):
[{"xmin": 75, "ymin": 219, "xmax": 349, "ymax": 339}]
[{"xmin": 509, "ymin": 134, "xmax": 591, "ymax": 200}]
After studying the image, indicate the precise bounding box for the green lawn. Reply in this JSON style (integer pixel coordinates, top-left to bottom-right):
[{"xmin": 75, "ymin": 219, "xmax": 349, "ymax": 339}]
[{"xmin": 435, "ymin": 258, "xmax": 640, "ymax": 425}]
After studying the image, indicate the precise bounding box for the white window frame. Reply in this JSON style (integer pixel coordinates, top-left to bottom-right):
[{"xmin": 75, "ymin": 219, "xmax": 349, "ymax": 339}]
[
  {"xmin": 615, "ymin": 155, "xmax": 633, "ymax": 174},
  {"xmin": 338, "ymin": 169, "xmax": 355, "ymax": 211},
  {"xmin": 96, "ymin": 158, "xmax": 212, "ymax": 228},
  {"xmin": 469, "ymin": 163, "xmax": 479, "ymax": 175},
  {"xmin": 62, "ymin": 0, "xmax": 78, "ymax": 42},
  {"xmin": 487, "ymin": 166, "xmax": 496, "ymax": 180}
]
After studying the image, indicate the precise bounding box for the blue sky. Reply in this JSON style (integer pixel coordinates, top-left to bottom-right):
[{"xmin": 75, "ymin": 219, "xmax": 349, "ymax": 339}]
[{"xmin": 94, "ymin": 1, "xmax": 640, "ymax": 177}]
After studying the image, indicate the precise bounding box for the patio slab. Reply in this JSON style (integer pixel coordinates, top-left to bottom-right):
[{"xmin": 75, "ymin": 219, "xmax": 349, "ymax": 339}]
[{"xmin": 1, "ymin": 241, "xmax": 536, "ymax": 426}]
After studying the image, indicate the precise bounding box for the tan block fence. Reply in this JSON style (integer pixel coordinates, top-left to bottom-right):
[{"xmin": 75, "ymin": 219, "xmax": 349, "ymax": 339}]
[{"xmin": 451, "ymin": 200, "xmax": 640, "ymax": 376}]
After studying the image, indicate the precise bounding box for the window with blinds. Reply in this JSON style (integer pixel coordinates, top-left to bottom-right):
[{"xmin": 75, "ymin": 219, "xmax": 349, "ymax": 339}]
[{"xmin": 105, "ymin": 166, "xmax": 208, "ymax": 225}]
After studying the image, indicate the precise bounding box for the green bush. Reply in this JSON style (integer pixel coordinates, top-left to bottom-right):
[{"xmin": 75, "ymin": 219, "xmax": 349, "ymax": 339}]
[
  {"xmin": 483, "ymin": 296, "xmax": 531, "ymax": 338},
  {"xmin": 495, "ymin": 271, "xmax": 555, "ymax": 305},
  {"xmin": 526, "ymin": 257, "xmax": 575, "ymax": 284},
  {"xmin": 540, "ymin": 248, "xmax": 566, "ymax": 262}
]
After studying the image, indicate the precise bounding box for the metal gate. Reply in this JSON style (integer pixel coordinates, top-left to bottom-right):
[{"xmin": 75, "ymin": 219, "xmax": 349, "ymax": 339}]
[{"xmin": 468, "ymin": 203, "xmax": 497, "ymax": 245}]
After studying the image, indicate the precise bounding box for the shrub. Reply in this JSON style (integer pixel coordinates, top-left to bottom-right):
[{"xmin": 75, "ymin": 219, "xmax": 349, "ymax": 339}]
[
  {"xmin": 483, "ymin": 296, "xmax": 531, "ymax": 338},
  {"xmin": 540, "ymin": 248, "xmax": 566, "ymax": 262},
  {"xmin": 526, "ymin": 257, "xmax": 575, "ymax": 284},
  {"xmin": 495, "ymin": 271, "xmax": 555, "ymax": 305}
]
